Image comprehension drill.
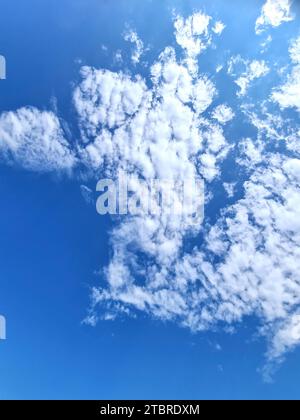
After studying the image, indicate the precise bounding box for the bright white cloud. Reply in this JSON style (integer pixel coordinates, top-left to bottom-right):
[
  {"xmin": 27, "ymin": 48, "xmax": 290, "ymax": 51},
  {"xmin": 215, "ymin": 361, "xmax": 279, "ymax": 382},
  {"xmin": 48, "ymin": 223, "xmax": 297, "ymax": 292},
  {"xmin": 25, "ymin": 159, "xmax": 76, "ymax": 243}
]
[
  {"xmin": 272, "ymin": 37, "xmax": 300, "ymax": 112},
  {"xmin": 75, "ymin": 46, "xmax": 225, "ymax": 183},
  {"xmin": 74, "ymin": 66, "xmax": 147, "ymax": 138},
  {"xmin": 213, "ymin": 21, "xmax": 226, "ymax": 35},
  {"xmin": 173, "ymin": 12, "xmax": 224, "ymax": 75},
  {"xmin": 272, "ymin": 67, "xmax": 300, "ymax": 111},
  {"xmin": 174, "ymin": 12, "xmax": 211, "ymax": 74},
  {"xmin": 255, "ymin": 0, "xmax": 294, "ymax": 34},
  {"xmin": 174, "ymin": 12, "xmax": 211, "ymax": 55},
  {"xmin": 0, "ymin": 107, "xmax": 76, "ymax": 172},
  {"xmin": 193, "ymin": 76, "xmax": 217, "ymax": 115},
  {"xmin": 212, "ymin": 104, "xmax": 235, "ymax": 124},
  {"xmin": 269, "ymin": 314, "xmax": 300, "ymax": 360}
]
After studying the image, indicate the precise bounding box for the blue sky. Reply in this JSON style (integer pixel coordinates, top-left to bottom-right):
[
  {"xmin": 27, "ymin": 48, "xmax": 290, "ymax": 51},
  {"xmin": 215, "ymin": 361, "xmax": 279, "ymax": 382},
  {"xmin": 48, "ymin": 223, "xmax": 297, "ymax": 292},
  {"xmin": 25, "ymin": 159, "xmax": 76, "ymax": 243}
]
[{"xmin": 1, "ymin": 0, "xmax": 300, "ymax": 400}]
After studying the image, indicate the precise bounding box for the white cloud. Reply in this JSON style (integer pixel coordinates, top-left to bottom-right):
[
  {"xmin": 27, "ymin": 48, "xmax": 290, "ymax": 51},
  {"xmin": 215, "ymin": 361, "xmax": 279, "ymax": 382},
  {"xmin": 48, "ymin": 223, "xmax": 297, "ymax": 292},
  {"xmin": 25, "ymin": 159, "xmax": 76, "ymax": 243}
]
[
  {"xmin": 228, "ymin": 56, "xmax": 270, "ymax": 96},
  {"xmin": 216, "ymin": 65, "xmax": 223, "ymax": 73},
  {"xmin": 269, "ymin": 314, "xmax": 300, "ymax": 360},
  {"xmin": 114, "ymin": 50, "xmax": 123, "ymax": 64},
  {"xmin": 174, "ymin": 12, "xmax": 211, "ymax": 55},
  {"xmin": 92, "ymin": 151, "xmax": 300, "ymax": 367},
  {"xmin": 223, "ymin": 182, "xmax": 236, "ymax": 198},
  {"xmin": 255, "ymin": 0, "xmax": 294, "ymax": 34},
  {"xmin": 237, "ymin": 60, "xmax": 270, "ymax": 96},
  {"xmin": 272, "ymin": 68, "xmax": 300, "ymax": 111},
  {"xmin": 74, "ymin": 66, "xmax": 147, "ymax": 138},
  {"xmin": 0, "ymin": 107, "xmax": 76, "ymax": 172},
  {"xmin": 212, "ymin": 104, "xmax": 235, "ymax": 124},
  {"xmin": 241, "ymin": 102, "xmax": 300, "ymax": 160},
  {"xmin": 75, "ymin": 45, "xmax": 225, "ymax": 182},
  {"xmin": 124, "ymin": 29, "xmax": 144, "ymax": 65},
  {"xmin": 193, "ymin": 76, "xmax": 217, "ymax": 115},
  {"xmin": 201, "ymin": 154, "xmax": 300, "ymax": 342},
  {"xmin": 289, "ymin": 36, "xmax": 300, "ymax": 64},
  {"xmin": 237, "ymin": 137, "xmax": 264, "ymax": 168},
  {"xmin": 260, "ymin": 35, "xmax": 273, "ymax": 53},
  {"xmin": 174, "ymin": 12, "xmax": 211, "ymax": 74},
  {"xmin": 213, "ymin": 21, "xmax": 226, "ymax": 35},
  {"xmin": 173, "ymin": 12, "xmax": 224, "ymax": 75},
  {"xmin": 272, "ymin": 37, "xmax": 300, "ymax": 112}
]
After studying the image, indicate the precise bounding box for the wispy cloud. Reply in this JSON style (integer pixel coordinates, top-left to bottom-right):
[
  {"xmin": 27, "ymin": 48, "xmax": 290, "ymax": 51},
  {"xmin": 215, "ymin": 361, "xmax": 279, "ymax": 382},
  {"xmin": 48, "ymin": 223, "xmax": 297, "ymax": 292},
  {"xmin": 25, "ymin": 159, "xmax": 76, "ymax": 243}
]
[
  {"xmin": 228, "ymin": 56, "xmax": 270, "ymax": 96},
  {"xmin": 124, "ymin": 28, "xmax": 144, "ymax": 65}
]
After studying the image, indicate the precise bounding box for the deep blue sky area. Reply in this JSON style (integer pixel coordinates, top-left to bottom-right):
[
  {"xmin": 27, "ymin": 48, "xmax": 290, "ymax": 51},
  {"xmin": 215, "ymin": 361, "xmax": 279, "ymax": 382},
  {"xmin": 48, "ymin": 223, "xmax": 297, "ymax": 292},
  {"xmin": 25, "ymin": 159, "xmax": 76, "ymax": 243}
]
[{"xmin": 1, "ymin": 0, "xmax": 300, "ymax": 400}]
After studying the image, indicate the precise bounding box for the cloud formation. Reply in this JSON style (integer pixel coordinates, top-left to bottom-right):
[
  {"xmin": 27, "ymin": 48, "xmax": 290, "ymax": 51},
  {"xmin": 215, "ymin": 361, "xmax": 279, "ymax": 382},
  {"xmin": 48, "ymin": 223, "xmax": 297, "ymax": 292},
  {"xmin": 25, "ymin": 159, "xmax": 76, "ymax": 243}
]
[
  {"xmin": 124, "ymin": 29, "xmax": 144, "ymax": 65},
  {"xmin": 91, "ymin": 151, "xmax": 300, "ymax": 369},
  {"xmin": 0, "ymin": 107, "xmax": 75, "ymax": 172},
  {"xmin": 228, "ymin": 56, "xmax": 270, "ymax": 96},
  {"xmin": 79, "ymin": 13, "xmax": 300, "ymax": 371},
  {"xmin": 212, "ymin": 105, "xmax": 235, "ymax": 125},
  {"xmin": 74, "ymin": 35, "xmax": 232, "ymax": 292},
  {"xmin": 255, "ymin": 0, "xmax": 294, "ymax": 34},
  {"xmin": 272, "ymin": 36, "xmax": 300, "ymax": 112},
  {"xmin": 173, "ymin": 12, "xmax": 224, "ymax": 75}
]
